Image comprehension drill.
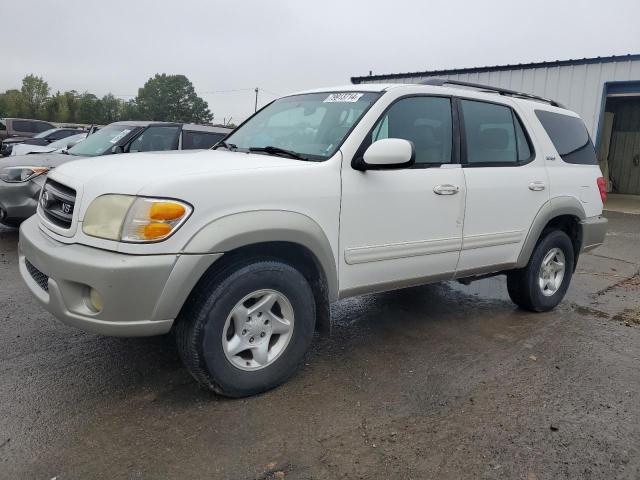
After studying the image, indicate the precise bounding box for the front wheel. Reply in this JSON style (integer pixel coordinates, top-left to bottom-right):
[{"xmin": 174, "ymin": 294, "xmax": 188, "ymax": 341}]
[
  {"xmin": 507, "ymin": 230, "xmax": 575, "ymax": 312},
  {"xmin": 175, "ymin": 259, "xmax": 316, "ymax": 397}
]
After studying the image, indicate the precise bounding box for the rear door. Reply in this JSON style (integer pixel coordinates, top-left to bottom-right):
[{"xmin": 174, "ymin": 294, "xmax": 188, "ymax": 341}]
[{"xmin": 456, "ymin": 98, "xmax": 549, "ymax": 275}]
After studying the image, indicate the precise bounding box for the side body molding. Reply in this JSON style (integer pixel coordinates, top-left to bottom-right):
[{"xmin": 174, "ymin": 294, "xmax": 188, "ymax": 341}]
[
  {"xmin": 516, "ymin": 196, "xmax": 586, "ymax": 268},
  {"xmin": 184, "ymin": 210, "xmax": 339, "ymax": 301}
]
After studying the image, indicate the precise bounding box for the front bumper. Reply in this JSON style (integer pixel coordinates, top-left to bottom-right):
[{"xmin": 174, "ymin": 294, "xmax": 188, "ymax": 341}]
[
  {"xmin": 18, "ymin": 216, "xmax": 222, "ymax": 336},
  {"xmin": 580, "ymin": 215, "xmax": 608, "ymax": 252},
  {"xmin": 0, "ymin": 178, "xmax": 42, "ymax": 223}
]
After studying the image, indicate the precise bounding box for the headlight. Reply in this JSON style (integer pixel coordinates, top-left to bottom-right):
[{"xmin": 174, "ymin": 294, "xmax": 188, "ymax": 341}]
[
  {"xmin": 0, "ymin": 166, "xmax": 49, "ymax": 183},
  {"xmin": 82, "ymin": 194, "xmax": 192, "ymax": 242}
]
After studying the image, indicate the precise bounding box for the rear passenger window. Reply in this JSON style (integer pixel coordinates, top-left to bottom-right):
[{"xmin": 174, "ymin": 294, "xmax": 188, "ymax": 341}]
[
  {"xmin": 535, "ymin": 110, "xmax": 597, "ymax": 165},
  {"xmin": 182, "ymin": 131, "xmax": 225, "ymax": 150},
  {"xmin": 461, "ymin": 100, "xmax": 532, "ymax": 165},
  {"xmin": 13, "ymin": 120, "xmax": 34, "ymax": 132},
  {"xmin": 370, "ymin": 96, "xmax": 453, "ymax": 165}
]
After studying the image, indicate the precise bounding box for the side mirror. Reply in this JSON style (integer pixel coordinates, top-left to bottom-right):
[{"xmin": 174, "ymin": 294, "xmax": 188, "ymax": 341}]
[
  {"xmin": 111, "ymin": 145, "xmax": 125, "ymax": 154},
  {"xmin": 357, "ymin": 138, "xmax": 415, "ymax": 170}
]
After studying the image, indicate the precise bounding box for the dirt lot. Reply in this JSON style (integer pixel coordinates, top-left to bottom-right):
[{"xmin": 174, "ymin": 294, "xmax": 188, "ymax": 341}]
[{"xmin": 1, "ymin": 212, "xmax": 639, "ymax": 480}]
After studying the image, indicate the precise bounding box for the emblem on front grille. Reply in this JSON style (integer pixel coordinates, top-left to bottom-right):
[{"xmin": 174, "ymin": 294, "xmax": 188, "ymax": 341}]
[
  {"xmin": 40, "ymin": 191, "xmax": 51, "ymax": 208},
  {"xmin": 62, "ymin": 203, "xmax": 72, "ymax": 214}
]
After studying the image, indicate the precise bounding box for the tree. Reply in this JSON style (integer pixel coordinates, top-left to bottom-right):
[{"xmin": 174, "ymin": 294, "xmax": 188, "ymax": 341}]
[
  {"xmin": 135, "ymin": 74, "xmax": 213, "ymax": 124},
  {"xmin": 0, "ymin": 89, "xmax": 26, "ymax": 117},
  {"xmin": 21, "ymin": 74, "xmax": 50, "ymax": 118},
  {"xmin": 77, "ymin": 93, "xmax": 101, "ymax": 124}
]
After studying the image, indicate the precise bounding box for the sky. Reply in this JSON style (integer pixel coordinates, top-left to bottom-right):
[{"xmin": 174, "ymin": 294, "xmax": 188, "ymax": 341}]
[{"xmin": 2, "ymin": 0, "xmax": 640, "ymax": 124}]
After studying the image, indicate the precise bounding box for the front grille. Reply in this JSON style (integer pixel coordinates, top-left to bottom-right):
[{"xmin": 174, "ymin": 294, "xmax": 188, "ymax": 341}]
[
  {"xmin": 40, "ymin": 179, "xmax": 76, "ymax": 229},
  {"xmin": 25, "ymin": 259, "xmax": 49, "ymax": 292}
]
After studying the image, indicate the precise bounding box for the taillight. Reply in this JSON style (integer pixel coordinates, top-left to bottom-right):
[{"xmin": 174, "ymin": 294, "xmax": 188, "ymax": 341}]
[{"xmin": 597, "ymin": 177, "xmax": 606, "ymax": 204}]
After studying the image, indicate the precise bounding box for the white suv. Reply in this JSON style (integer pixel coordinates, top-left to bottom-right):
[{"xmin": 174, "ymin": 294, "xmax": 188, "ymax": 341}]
[{"xmin": 18, "ymin": 81, "xmax": 607, "ymax": 397}]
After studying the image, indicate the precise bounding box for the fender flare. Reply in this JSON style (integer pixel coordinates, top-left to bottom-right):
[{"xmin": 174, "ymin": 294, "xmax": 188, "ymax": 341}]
[
  {"xmin": 184, "ymin": 210, "xmax": 339, "ymax": 301},
  {"xmin": 516, "ymin": 196, "xmax": 586, "ymax": 268}
]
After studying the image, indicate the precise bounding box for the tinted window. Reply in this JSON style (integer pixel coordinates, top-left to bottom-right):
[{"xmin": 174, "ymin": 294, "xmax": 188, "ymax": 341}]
[
  {"xmin": 129, "ymin": 126, "xmax": 181, "ymax": 153},
  {"xmin": 461, "ymin": 100, "xmax": 532, "ymax": 164},
  {"xmin": 34, "ymin": 122, "xmax": 54, "ymax": 133},
  {"xmin": 370, "ymin": 96, "xmax": 453, "ymax": 165},
  {"xmin": 182, "ymin": 131, "xmax": 225, "ymax": 150},
  {"xmin": 535, "ymin": 110, "xmax": 597, "ymax": 165},
  {"xmin": 13, "ymin": 120, "xmax": 34, "ymax": 132}
]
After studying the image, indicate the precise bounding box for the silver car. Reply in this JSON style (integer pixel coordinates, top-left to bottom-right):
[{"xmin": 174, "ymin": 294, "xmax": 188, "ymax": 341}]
[{"xmin": 0, "ymin": 121, "xmax": 231, "ymax": 227}]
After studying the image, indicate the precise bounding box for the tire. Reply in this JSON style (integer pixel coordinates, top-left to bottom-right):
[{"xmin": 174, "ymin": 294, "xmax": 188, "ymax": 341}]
[
  {"xmin": 0, "ymin": 218, "xmax": 22, "ymax": 228},
  {"xmin": 507, "ymin": 230, "xmax": 575, "ymax": 312},
  {"xmin": 175, "ymin": 258, "xmax": 316, "ymax": 398}
]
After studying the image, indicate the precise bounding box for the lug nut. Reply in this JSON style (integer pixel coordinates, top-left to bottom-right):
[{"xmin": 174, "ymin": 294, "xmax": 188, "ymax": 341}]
[
  {"xmin": 249, "ymin": 337, "xmax": 254, "ymax": 343},
  {"xmin": 257, "ymin": 312, "xmax": 262, "ymax": 317},
  {"xmin": 264, "ymin": 319, "xmax": 269, "ymax": 325},
  {"xmin": 260, "ymin": 332, "xmax": 266, "ymax": 338},
  {"xmin": 242, "ymin": 329, "xmax": 247, "ymax": 335}
]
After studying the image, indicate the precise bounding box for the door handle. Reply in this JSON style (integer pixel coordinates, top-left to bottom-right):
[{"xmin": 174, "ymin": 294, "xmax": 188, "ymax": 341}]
[
  {"xmin": 433, "ymin": 184, "xmax": 460, "ymax": 195},
  {"xmin": 528, "ymin": 181, "xmax": 546, "ymax": 191}
]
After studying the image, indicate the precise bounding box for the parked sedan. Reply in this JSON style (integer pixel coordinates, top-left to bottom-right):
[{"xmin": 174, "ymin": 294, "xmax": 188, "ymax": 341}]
[
  {"xmin": 0, "ymin": 121, "xmax": 231, "ymax": 226},
  {"xmin": 1, "ymin": 127, "xmax": 85, "ymax": 156},
  {"xmin": 10, "ymin": 132, "xmax": 87, "ymax": 156}
]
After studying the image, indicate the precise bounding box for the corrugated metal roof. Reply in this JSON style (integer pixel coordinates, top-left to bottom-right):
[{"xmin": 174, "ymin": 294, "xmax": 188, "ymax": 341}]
[{"xmin": 351, "ymin": 53, "xmax": 640, "ymax": 84}]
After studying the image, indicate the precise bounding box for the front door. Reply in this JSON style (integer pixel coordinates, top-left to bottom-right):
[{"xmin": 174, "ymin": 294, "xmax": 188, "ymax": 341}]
[{"xmin": 339, "ymin": 95, "xmax": 465, "ymax": 297}]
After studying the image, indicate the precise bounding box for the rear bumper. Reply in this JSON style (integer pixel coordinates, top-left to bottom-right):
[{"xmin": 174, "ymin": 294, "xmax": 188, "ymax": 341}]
[
  {"xmin": 580, "ymin": 215, "xmax": 608, "ymax": 252},
  {"xmin": 18, "ymin": 216, "xmax": 222, "ymax": 337}
]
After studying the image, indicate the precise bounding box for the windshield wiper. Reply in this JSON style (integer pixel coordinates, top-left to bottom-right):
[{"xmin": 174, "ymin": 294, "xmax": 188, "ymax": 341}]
[
  {"xmin": 249, "ymin": 146, "xmax": 308, "ymax": 161},
  {"xmin": 213, "ymin": 140, "xmax": 237, "ymax": 151}
]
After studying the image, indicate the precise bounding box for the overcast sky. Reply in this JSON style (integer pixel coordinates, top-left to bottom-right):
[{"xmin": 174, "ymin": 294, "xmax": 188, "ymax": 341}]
[{"xmin": 3, "ymin": 0, "xmax": 640, "ymax": 123}]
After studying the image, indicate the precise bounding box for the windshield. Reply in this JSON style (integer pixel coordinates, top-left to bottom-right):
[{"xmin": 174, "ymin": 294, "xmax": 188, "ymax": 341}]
[
  {"xmin": 223, "ymin": 92, "xmax": 380, "ymax": 160},
  {"xmin": 34, "ymin": 128, "xmax": 57, "ymax": 139},
  {"xmin": 48, "ymin": 133, "xmax": 87, "ymax": 150},
  {"xmin": 68, "ymin": 125, "xmax": 138, "ymax": 157}
]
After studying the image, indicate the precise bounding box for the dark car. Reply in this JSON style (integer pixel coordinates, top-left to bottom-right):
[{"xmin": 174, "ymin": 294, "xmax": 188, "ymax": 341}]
[
  {"xmin": 0, "ymin": 121, "xmax": 232, "ymax": 226},
  {"xmin": 1, "ymin": 127, "xmax": 86, "ymax": 156}
]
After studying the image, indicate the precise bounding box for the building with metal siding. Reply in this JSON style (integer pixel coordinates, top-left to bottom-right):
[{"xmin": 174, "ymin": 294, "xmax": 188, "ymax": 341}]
[{"xmin": 352, "ymin": 54, "xmax": 640, "ymax": 195}]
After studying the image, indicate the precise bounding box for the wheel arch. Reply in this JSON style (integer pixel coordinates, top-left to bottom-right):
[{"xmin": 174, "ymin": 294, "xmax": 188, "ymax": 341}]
[
  {"xmin": 517, "ymin": 196, "xmax": 586, "ymax": 269},
  {"xmin": 183, "ymin": 210, "xmax": 338, "ymax": 333}
]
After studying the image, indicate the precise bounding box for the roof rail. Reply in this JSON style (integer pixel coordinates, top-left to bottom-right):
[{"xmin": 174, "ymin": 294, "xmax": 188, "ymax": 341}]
[{"xmin": 421, "ymin": 78, "xmax": 565, "ymax": 108}]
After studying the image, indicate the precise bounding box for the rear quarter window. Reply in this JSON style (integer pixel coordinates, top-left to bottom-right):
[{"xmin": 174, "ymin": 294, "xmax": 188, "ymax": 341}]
[{"xmin": 535, "ymin": 110, "xmax": 597, "ymax": 165}]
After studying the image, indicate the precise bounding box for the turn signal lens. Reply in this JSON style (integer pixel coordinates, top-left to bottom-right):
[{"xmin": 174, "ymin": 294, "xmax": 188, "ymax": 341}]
[
  {"xmin": 121, "ymin": 197, "xmax": 192, "ymax": 242},
  {"xmin": 149, "ymin": 202, "xmax": 186, "ymax": 221},
  {"xmin": 142, "ymin": 222, "xmax": 173, "ymax": 239}
]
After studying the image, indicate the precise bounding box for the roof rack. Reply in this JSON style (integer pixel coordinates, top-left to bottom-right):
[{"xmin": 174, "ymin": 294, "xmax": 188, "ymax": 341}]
[{"xmin": 421, "ymin": 78, "xmax": 565, "ymax": 108}]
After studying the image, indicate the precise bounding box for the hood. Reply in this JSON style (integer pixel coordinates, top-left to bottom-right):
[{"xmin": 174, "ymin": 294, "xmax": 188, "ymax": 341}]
[
  {"xmin": 49, "ymin": 149, "xmax": 310, "ymax": 196},
  {"xmin": 0, "ymin": 151, "xmax": 79, "ymax": 169}
]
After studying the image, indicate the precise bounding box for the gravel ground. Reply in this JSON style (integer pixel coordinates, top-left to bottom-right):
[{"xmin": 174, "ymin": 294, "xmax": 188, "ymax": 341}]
[{"xmin": 0, "ymin": 212, "xmax": 639, "ymax": 480}]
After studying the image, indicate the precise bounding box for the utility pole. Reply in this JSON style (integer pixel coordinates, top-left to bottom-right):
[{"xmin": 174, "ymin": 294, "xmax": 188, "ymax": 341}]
[{"xmin": 254, "ymin": 87, "xmax": 259, "ymax": 112}]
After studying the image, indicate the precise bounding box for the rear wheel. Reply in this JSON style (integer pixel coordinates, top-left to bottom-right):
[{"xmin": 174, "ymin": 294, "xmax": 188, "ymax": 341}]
[
  {"xmin": 176, "ymin": 258, "xmax": 316, "ymax": 397},
  {"xmin": 507, "ymin": 230, "xmax": 574, "ymax": 312}
]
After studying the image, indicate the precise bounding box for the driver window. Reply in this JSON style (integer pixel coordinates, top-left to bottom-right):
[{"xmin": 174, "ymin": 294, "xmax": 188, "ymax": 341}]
[
  {"xmin": 370, "ymin": 97, "xmax": 453, "ymax": 165},
  {"xmin": 129, "ymin": 126, "xmax": 181, "ymax": 153}
]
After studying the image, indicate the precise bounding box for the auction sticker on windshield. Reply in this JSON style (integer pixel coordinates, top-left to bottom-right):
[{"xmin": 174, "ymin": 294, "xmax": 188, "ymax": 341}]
[
  {"xmin": 324, "ymin": 93, "xmax": 364, "ymax": 103},
  {"xmin": 109, "ymin": 129, "xmax": 131, "ymax": 144}
]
